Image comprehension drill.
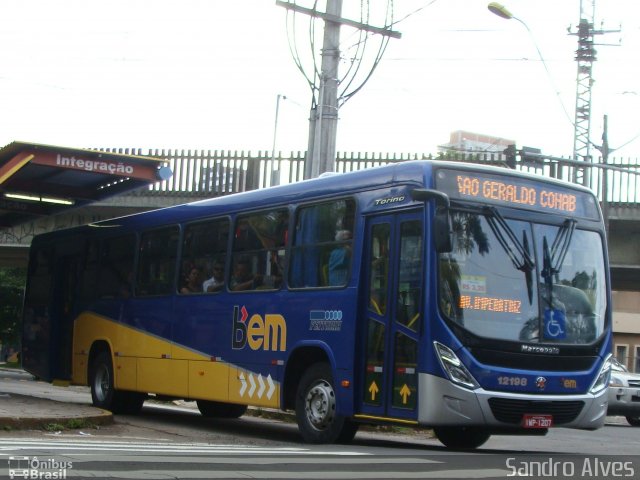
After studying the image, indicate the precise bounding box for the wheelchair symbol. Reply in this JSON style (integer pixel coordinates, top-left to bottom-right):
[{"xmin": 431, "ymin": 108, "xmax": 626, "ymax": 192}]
[{"xmin": 545, "ymin": 309, "xmax": 565, "ymax": 338}]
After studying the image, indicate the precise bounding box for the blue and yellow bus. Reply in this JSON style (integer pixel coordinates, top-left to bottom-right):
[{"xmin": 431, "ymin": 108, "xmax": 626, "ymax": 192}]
[{"xmin": 22, "ymin": 160, "xmax": 612, "ymax": 448}]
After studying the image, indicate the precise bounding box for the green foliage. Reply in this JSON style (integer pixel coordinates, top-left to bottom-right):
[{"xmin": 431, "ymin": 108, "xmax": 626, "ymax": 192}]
[
  {"xmin": 43, "ymin": 419, "xmax": 95, "ymax": 431},
  {"xmin": 43, "ymin": 423, "xmax": 66, "ymax": 432},
  {"xmin": 0, "ymin": 267, "xmax": 26, "ymax": 350}
]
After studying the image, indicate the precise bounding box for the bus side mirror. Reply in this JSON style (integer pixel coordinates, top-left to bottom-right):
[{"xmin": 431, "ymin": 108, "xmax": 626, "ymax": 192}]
[
  {"xmin": 434, "ymin": 206, "xmax": 453, "ymax": 253},
  {"xmin": 411, "ymin": 189, "xmax": 453, "ymax": 253}
]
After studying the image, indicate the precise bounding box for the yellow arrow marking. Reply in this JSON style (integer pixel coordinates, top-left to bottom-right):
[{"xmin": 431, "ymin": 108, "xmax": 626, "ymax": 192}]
[
  {"xmin": 399, "ymin": 384, "xmax": 411, "ymax": 404},
  {"xmin": 368, "ymin": 381, "xmax": 379, "ymax": 401}
]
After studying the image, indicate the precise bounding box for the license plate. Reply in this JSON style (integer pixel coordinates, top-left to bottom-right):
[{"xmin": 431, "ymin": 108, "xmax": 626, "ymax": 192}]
[{"xmin": 522, "ymin": 414, "xmax": 553, "ymax": 428}]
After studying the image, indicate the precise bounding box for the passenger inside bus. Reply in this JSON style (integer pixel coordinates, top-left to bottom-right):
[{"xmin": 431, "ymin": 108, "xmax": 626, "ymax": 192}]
[
  {"xmin": 180, "ymin": 266, "xmax": 203, "ymax": 294},
  {"xmin": 118, "ymin": 271, "xmax": 134, "ymax": 299},
  {"xmin": 328, "ymin": 229, "xmax": 352, "ymax": 286},
  {"xmin": 230, "ymin": 256, "xmax": 261, "ymax": 291},
  {"xmin": 202, "ymin": 259, "xmax": 225, "ymax": 293}
]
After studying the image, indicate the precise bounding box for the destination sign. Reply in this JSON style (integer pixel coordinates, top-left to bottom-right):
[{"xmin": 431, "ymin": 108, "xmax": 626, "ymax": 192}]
[
  {"xmin": 435, "ymin": 168, "xmax": 600, "ymax": 219},
  {"xmin": 459, "ymin": 294, "xmax": 521, "ymax": 314}
]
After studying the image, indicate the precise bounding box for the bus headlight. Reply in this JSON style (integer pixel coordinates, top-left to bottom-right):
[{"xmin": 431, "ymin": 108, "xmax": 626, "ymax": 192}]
[
  {"xmin": 590, "ymin": 354, "xmax": 612, "ymax": 394},
  {"xmin": 434, "ymin": 341, "xmax": 479, "ymax": 390}
]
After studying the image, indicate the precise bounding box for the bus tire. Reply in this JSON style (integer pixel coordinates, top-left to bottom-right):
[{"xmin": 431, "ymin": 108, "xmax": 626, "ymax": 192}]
[
  {"xmin": 336, "ymin": 420, "xmax": 359, "ymax": 444},
  {"xmin": 433, "ymin": 426, "xmax": 490, "ymax": 449},
  {"xmin": 197, "ymin": 400, "xmax": 247, "ymax": 419},
  {"xmin": 295, "ymin": 363, "xmax": 352, "ymax": 444},
  {"xmin": 90, "ymin": 351, "xmax": 117, "ymax": 411},
  {"xmin": 626, "ymin": 416, "xmax": 640, "ymax": 427},
  {"xmin": 118, "ymin": 391, "xmax": 145, "ymax": 415},
  {"xmin": 90, "ymin": 351, "xmax": 144, "ymax": 414}
]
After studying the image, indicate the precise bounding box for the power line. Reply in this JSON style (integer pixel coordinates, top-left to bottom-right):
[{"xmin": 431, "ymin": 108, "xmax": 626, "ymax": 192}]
[{"xmin": 277, "ymin": 0, "xmax": 401, "ymax": 178}]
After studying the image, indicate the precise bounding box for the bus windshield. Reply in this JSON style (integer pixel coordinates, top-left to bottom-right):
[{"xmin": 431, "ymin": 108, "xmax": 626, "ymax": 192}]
[{"xmin": 439, "ymin": 210, "xmax": 606, "ymax": 345}]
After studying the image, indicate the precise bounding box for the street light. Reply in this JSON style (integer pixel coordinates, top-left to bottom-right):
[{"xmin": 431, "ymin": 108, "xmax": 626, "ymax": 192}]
[
  {"xmin": 270, "ymin": 94, "xmax": 287, "ymax": 187},
  {"xmin": 487, "ymin": 2, "xmax": 514, "ymax": 21},
  {"xmin": 488, "ymin": 2, "xmax": 527, "ymax": 31},
  {"xmin": 487, "ymin": 2, "xmax": 574, "ymax": 131}
]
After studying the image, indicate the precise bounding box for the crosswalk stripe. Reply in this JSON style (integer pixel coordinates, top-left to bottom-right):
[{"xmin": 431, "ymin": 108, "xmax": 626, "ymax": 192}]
[
  {"xmin": 65, "ymin": 468, "xmax": 511, "ymax": 479},
  {"xmin": 0, "ymin": 440, "xmax": 369, "ymax": 456}
]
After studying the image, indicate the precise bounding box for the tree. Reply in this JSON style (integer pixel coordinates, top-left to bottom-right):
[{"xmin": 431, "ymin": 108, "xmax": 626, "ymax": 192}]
[{"xmin": 0, "ymin": 267, "xmax": 26, "ymax": 354}]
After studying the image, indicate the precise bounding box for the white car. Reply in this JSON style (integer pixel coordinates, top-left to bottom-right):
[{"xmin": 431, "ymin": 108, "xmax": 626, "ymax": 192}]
[{"xmin": 608, "ymin": 358, "xmax": 640, "ymax": 426}]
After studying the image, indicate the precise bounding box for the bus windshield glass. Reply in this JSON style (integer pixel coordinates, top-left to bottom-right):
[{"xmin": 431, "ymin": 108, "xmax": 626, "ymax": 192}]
[{"xmin": 439, "ymin": 210, "xmax": 606, "ymax": 345}]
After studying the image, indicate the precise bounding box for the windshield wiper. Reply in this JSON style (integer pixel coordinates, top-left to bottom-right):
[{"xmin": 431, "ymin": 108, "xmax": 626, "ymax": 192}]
[
  {"xmin": 483, "ymin": 207, "xmax": 535, "ymax": 272},
  {"xmin": 484, "ymin": 207, "xmax": 535, "ymax": 303},
  {"xmin": 550, "ymin": 219, "xmax": 576, "ymax": 275},
  {"xmin": 541, "ymin": 219, "xmax": 576, "ymax": 285}
]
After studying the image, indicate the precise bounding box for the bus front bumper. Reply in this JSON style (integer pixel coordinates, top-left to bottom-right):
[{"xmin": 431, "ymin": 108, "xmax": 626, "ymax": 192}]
[{"xmin": 418, "ymin": 373, "xmax": 608, "ymax": 431}]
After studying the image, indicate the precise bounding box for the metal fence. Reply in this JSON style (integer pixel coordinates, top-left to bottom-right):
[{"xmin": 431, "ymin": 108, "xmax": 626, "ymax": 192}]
[{"xmin": 102, "ymin": 148, "xmax": 639, "ymax": 207}]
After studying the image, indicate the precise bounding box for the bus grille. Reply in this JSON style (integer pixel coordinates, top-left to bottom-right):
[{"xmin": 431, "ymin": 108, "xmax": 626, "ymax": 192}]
[
  {"xmin": 488, "ymin": 398, "xmax": 585, "ymax": 425},
  {"xmin": 469, "ymin": 348, "xmax": 597, "ymax": 372}
]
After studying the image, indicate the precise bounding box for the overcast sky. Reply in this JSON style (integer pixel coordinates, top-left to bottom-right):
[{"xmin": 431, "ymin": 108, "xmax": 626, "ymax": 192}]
[{"xmin": 1, "ymin": 0, "xmax": 639, "ymax": 158}]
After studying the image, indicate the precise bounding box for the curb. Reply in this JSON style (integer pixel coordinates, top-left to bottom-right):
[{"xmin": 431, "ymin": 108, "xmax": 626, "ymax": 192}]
[
  {"xmin": 0, "ymin": 393, "xmax": 113, "ymax": 431},
  {"xmin": 0, "ymin": 410, "xmax": 114, "ymax": 431}
]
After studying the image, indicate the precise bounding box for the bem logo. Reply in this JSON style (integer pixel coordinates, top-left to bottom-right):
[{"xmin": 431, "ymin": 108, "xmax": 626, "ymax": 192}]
[{"xmin": 232, "ymin": 305, "xmax": 287, "ymax": 351}]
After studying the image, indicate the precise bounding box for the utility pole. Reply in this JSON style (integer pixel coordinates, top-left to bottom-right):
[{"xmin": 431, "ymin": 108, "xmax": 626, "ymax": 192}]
[
  {"xmin": 270, "ymin": 94, "xmax": 287, "ymax": 187},
  {"xmin": 277, "ymin": 1, "xmax": 401, "ymax": 179},
  {"xmin": 598, "ymin": 114, "xmax": 611, "ymax": 236},
  {"xmin": 307, "ymin": 0, "xmax": 342, "ymax": 180}
]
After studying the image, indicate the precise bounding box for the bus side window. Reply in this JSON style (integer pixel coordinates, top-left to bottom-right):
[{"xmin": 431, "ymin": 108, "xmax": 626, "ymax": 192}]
[
  {"xmin": 231, "ymin": 209, "xmax": 289, "ymax": 291},
  {"xmin": 289, "ymin": 199, "xmax": 355, "ymax": 289},
  {"xmin": 137, "ymin": 227, "xmax": 178, "ymax": 296},
  {"xmin": 99, "ymin": 235, "xmax": 136, "ymax": 299},
  {"xmin": 80, "ymin": 239, "xmax": 101, "ymax": 303},
  {"xmin": 181, "ymin": 218, "xmax": 229, "ymax": 294}
]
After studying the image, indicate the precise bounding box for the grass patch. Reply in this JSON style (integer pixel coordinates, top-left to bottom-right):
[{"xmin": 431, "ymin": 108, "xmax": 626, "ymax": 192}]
[
  {"xmin": 1, "ymin": 361, "xmax": 22, "ymax": 369},
  {"xmin": 43, "ymin": 423, "xmax": 66, "ymax": 432},
  {"xmin": 43, "ymin": 419, "xmax": 96, "ymax": 432}
]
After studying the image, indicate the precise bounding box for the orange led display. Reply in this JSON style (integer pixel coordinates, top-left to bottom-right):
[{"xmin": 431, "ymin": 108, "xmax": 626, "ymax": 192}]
[
  {"xmin": 458, "ymin": 295, "xmax": 522, "ymax": 314},
  {"xmin": 455, "ymin": 175, "xmax": 576, "ymax": 213},
  {"xmin": 435, "ymin": 168, "xmax": 601, "ymax": 220}
]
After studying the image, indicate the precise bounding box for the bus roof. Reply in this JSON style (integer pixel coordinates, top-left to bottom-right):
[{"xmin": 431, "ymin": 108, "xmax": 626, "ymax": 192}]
[
  {"xmin": 82, "ymin": 161, "xmax": 432, "ymax": 231},
  {"xmin": 32, "ymin": 160, "xmax": 599, "ymax": 241}
]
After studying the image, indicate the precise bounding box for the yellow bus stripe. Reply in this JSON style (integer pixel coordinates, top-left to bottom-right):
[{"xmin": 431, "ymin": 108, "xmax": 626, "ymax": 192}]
[{"xmin": 354, "ymin": 414, "xmax": 419, "ymax": 425}]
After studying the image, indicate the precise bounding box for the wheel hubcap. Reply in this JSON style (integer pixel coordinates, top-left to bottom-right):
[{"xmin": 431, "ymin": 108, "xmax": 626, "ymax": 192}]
[
  {"xmin": 304, "ymin": 380, "xmax": 336, "ymax": 430},
  {"xmin": 94, "ymin": 364, "xmax": 110, "ymax": 402}
]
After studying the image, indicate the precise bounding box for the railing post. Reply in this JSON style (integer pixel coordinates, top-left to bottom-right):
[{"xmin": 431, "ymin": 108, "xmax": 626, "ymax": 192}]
[{"xmin": 245, "ymin": 157, "xmax": 261, "ymax": 191}]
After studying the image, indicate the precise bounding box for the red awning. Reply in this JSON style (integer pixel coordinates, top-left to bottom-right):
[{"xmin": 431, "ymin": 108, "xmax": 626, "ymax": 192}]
[{"xmin": 0, "ymin": 141, "xmax": 171, "ymax": 228}]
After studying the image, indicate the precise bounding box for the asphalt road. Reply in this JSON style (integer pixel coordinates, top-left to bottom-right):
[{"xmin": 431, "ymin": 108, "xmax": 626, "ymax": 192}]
[{"xmin": 1, "ymin": 370, "xmax": 639, "ymax": 479}]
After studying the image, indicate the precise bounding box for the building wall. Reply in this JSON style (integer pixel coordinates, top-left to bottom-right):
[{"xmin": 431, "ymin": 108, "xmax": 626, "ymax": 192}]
[
  {"xmin": 439, "ymin": 130, "xmax": 516, "ymax": 154},
  {"xmin": 612, "ymin": 291, "xmax": 640, "ymax": 372}
]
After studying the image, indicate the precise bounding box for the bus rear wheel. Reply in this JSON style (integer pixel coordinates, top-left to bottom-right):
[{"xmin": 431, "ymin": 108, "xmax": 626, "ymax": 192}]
[
  {"xmin": 433, "ymin": 426, "xmax": 490, "ymax": 449},
  {"xmin": 295, "ymin": 363, "xmax": 357, "ymax": 444},
  {"xmin": 197, "ymin": 400, "xmax": 247, "ymax": 419}
]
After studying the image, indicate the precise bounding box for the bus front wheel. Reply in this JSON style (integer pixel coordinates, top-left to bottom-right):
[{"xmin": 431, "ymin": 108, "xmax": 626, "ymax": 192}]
[
  {"xmin": 295, "ymin": 363, "xmax": 358, "ymax": 444},
  {"xmin": 433, "ymin": 426, "xmax": 490, "ymax": 449},
  {"xmin": 90, "ymin": 351, "xmax": 117, "ymax": 410},
  {"xmin": 626, "ymin": 416, "xmax": 640, "ymax": 427},
  {"xmin": 90, "ymin": 351, "xmax": 144, "ymax": 414}
]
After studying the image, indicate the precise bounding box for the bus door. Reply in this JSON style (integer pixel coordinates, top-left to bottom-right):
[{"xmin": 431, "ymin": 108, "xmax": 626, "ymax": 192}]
[
  {"xmin": 357, "ymin": 210, "xmax": 424, "ymax": 421},
  {"xmin": 51, "ymin": 253, "xmax": 80, "ymax": 380}
]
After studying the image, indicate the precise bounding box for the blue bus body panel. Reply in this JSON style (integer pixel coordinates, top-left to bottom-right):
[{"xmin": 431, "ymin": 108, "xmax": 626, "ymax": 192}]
[{"xmin": 21, "ymin": 160, "xmax": 611, "ymax": 429}]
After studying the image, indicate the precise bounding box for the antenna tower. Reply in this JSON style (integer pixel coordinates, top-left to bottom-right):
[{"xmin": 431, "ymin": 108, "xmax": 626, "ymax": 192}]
[{"xmin": 570, "ymin": 0, "xmax": 619, "ymax": 184}]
